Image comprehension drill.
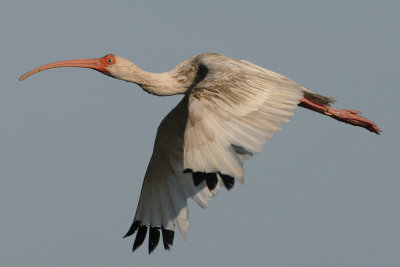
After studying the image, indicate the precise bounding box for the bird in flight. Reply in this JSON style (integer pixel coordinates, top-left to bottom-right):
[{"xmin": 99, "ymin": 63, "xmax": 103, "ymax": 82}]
[{"xmin": 19, "ymin": 53, "xmax": 380, "ymax": 254}]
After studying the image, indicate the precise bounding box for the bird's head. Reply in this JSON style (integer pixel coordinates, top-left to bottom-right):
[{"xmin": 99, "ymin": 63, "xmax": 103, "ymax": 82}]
[
  {"xmin": 19, "ymin": 53, "xmax": 186, "ymax": 96},
  {"xmin": 19, "ymin": 54, "xmax": 139, "ymax": 82}
]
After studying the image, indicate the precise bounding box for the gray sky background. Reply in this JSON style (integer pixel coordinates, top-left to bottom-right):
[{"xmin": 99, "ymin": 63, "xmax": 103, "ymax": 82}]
[{"xmin": 1, "ymin": 1, "xmax": 399, "ymax": 266}]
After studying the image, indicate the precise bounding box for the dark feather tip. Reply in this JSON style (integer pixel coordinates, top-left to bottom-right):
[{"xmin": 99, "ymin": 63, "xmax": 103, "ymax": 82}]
[
  {"xmin": 183, "ymin": 169, "xmax": 193, "ymax": 174},
  {"xmin": 124, "ymin": 220, "xmax": 141, "ymax": 238},
  {"xmin": 192, "ymin": 172, "xmax": 205, "ymax": 186},
  {"xmin": 132, "ymin": 225, "xmax": 148, "ymax": 252},
  {"xmin": 205, "ymin": 173, "xmax": 218, "ymax": 190},
  {"xmin": 148, "ymin": 227, "xmax": 161, "ymax": 254},
  {"xmin": 161, "ymin": 227, "xmax": 175, "ymax": 250},
  {"xmin": 219, "ymin": 172, "xmax": 235, "ymax": 190}
]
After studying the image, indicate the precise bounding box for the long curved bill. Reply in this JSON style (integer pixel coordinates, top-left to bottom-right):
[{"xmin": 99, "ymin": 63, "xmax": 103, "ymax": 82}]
[{"xmin": 19, "ymin": 58, "xmax": 104, "ymax": 81}]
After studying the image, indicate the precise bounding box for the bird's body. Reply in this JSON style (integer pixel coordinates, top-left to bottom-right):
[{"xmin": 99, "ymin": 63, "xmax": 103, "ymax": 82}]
[{"xmin": 19, "ymin": 53, "xmax": 380, "ymax": 254}]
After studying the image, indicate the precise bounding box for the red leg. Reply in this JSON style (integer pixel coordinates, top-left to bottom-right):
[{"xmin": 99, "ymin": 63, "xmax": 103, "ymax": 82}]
[{"xmin": 299, "ymin": 98, "xmax": 381, "ymax": 134}]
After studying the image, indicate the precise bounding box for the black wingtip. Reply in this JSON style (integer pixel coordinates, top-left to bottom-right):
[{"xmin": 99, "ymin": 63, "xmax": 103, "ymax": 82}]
[
  {"xmin": 148, "ymin": 227, "xmax": 161, "ymax": 254},
  {"xmin": 191, "ymin": 171, "xmax": 218, "ymax": 190},
  {"xmin": 219, "ymin": 172, "xmax": 235, "ymax": 190},
  {"xmin": 161, "ymin": 227, "xmax": 175, "ymax": 250},
  {"xmin": 205, "ymin": 173, "xmax": 218, "ymax": 190},
  {"xmin": 126, "ymin": 222, "xmax": 173, "ymax": 253},
  {"xmin": 186, "ymin": 169, "xmax": 235, "ymax": 191},
  {"xmin": 192, "ymin": 172, "xmax": 205, "ymax": 186},
  {"xmin": 132, "ymin": 225, "xmax": 148, "ymax": 252},
  {"xmin": 183, "ymin": 168, "xmax": 193, "ymax": 174},
  {"xmin": 123, "ymin": 220, "xmax": 141, "ymax": 238}
]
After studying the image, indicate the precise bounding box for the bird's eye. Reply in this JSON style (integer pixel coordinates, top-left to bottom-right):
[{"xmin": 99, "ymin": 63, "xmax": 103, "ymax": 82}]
[{"xmin": 107, "ymin": 58, "xmax": 113, "ymax": 64}]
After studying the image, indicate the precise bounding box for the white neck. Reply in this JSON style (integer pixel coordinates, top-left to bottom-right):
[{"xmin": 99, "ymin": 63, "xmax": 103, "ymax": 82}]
[
  {"xmin": 109, "ymin": 56, "xmax": 188, "ymax": 96},
  {"xmin": 136, "ymin": 71, "xmax": 186, "ymax": 96}
]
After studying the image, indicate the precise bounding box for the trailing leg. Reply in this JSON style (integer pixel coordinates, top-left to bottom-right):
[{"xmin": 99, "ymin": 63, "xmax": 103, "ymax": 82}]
[{"xmin": 298, "ymin": 97, "xmax": 380, "ymax": 134}]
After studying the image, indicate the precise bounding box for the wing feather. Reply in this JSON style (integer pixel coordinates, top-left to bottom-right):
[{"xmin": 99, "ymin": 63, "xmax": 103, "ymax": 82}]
[
  {"xmin": 125, "ymin": 97, "xmax": 192, "ymax": 252},
  {"xmin": 184, "ymin": 54, "xmax": 304, "ymax": 183},
  {"xmin": 126, "ymin": 53, "xmax": 306, "ymax": 253},
  {"xmin": 125, "ymin": 96, "xmax": 218, "ymax": 253}
]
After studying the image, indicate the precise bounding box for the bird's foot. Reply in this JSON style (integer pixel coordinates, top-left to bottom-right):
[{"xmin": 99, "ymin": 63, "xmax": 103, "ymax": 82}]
[
  {"xmin": 299, "ymin": 98, "xmax": 381, "ymax": 134},
  {"xmin": 327, "ymin": 109, "xmax": 360, "ymax": 116},
  {"xmin": 327, "ymin": 107, "xmax": 380, "ymax": 134}
]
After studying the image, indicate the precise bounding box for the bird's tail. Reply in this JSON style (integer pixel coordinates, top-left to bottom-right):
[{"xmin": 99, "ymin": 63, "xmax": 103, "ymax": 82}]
[{"xmin": 302, "ymin": 90, "xmax": 336, "ymax": 106}]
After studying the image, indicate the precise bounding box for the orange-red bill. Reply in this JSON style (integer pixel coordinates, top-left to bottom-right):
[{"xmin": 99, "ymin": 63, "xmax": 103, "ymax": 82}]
[{"xmin": 19, "ymin": 58, "xmax": 106, "ymax": 81}]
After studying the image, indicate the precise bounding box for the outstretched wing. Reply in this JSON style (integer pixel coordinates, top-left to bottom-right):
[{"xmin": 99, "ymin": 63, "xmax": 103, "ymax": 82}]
[
  {"xmin": 124, "ymin": 54, "xmax": 305, "ymax": 254},
  {"xmin": 183, "ymin": 54, "xmax": 304, "ymax": 182},
  {"xmin": 123, "ymin": 96, "xmax": 217, "ymax": 254}
]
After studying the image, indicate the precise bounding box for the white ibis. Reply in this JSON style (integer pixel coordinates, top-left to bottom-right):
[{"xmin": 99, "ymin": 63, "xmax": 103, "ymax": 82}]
[{"xmin": 19, "ymin": 53, "xmax": 380, "ymax": 254}]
